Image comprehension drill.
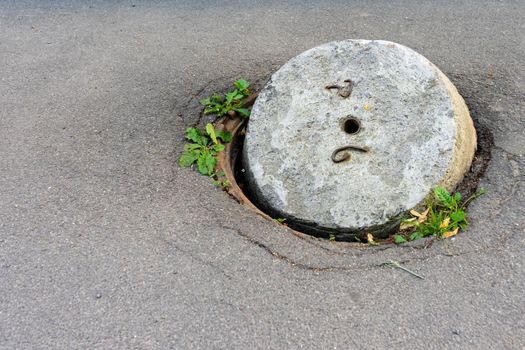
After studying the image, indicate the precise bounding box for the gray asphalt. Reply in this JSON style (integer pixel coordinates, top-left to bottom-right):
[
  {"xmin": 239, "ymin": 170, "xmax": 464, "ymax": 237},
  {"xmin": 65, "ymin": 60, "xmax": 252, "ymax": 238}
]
[{"xmin": 1, "ymin": 1, "xmax": 524, "ymax": 349}]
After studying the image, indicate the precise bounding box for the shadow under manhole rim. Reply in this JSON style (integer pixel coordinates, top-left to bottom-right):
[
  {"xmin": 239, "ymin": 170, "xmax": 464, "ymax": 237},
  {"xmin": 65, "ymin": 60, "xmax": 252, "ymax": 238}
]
[{"xmin": 213, "ymin": 100, "xmax": 493, "ymax": 246}]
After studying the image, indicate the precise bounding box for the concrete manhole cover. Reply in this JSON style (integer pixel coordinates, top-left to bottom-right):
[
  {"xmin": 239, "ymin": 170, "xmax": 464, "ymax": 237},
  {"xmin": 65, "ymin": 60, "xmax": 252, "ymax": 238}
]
[{"xmin": 242, "ymin": 40, "xmax": 477, "ymax": 240}]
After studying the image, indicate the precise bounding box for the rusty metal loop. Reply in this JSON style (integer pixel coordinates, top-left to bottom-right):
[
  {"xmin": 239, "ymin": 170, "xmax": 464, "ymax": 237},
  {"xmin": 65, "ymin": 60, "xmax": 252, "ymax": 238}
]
[
  {"xmin": 325, "ymin": 79, "xmax": 353, "ymax": 98},
  {"xmin": 331, "ymin": 145, "xmax": 370, "ymax": 163}
]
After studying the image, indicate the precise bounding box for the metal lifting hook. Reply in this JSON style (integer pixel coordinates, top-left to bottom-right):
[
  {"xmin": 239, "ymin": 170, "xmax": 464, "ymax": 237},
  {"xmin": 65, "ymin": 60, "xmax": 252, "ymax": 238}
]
[
  {"xmin": 325, "ymin": 79, "xmax": 353, "ymax": 98},
  {"xmin": 331, "ymin": 145, "xmax": 370, "ymax": 163}
]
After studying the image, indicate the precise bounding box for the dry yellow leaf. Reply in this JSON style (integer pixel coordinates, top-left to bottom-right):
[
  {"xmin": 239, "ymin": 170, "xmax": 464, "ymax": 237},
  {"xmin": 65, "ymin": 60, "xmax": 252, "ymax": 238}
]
[
  {"xmin": 366, "ymin": 233, "xmax": 379, "ymax": 245},
  {"xmin": 443, "ymin": 227, "xmax": 459, "ymax": 238},
  {"xmin": 439, "ymin": 217, "xmax": 451, "ymax": 229},
  {"xmin": 400, "ymin": 218, "xmax": 416, "ymax": 230},
  {"xmin": 410, "ymin": 208, "xmax": 429, "ymax": 223},
  {"xmin": 399, "ymin": 223, "xmax": 411, "ymax": 230},
  {"xmin": 364, "ymin": 103, "xmax": 369, "ymax": 111},
  {"xmin": 418, "ymin": 208, "xmax": 429, "ymax": 223}
]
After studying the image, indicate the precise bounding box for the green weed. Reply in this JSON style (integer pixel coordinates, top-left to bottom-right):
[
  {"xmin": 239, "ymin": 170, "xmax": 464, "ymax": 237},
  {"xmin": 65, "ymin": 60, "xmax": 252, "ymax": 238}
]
[
  {"xmin": 213, "ymin": 179, "xmax": 231, "ymax": 189},
  {"xmin": 179, "ymin": 78, "xmax": 254, "ymax": 188},
  {"xmin": 200, "ymin": 79, "xmax": 252, "ymax": 118},
  {"xmin": 394, "ymin": 186, "xmax": 486, "ymax": 243},
  {"xmin": 179, "ymin": 123, "xmax": 231, "ymax": 177}
]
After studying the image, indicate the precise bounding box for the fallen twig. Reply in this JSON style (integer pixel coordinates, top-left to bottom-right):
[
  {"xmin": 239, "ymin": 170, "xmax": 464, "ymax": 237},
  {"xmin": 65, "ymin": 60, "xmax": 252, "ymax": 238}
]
[{"xmin": 381, "ymin": 260, "xmax": 425, "ymax": 280}]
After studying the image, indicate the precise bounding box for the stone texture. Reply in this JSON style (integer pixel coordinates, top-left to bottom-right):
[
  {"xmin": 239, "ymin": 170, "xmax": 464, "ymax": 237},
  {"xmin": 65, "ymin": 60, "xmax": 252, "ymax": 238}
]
[{"xmin": 243, "ymin": 40, "xmax": 476, "ymax": 238}]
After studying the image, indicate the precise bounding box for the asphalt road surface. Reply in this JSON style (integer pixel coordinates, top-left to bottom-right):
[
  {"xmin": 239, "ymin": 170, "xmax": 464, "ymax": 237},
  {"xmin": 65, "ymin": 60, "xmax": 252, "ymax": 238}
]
[{"xmin": 1, "ymin": 1, "xmax": 524, "ymax": 349}]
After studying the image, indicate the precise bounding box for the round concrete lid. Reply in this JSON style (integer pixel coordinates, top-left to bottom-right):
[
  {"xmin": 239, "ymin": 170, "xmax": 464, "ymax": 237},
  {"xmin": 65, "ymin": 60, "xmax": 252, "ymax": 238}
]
[{"xmin": 243, "ymin": 40, "xmax": 476, "ymax": 237}]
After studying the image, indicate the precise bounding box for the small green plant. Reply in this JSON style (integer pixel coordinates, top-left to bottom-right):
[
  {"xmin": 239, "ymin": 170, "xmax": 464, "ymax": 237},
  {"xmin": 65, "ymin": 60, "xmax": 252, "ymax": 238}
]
[
  {"xmin": 212, "ymin": 179, "xmax": 231, "ymax": 189},
  {"xmin": 179, "ymin": 79, "xmax": 254, "ymax": 188},
  {"xmin": 394, "ymin": 186, "xmax": 485, "ymax": 243},
  {"xmin": 274, "ymin": 217, "xmax": 287, "ymax": 224},
  {"xmin": 179, "ymin": 123, "xmax": 232, "ymax": 176},
  {"xmin": 200, "ymin": 79, "xmax": 252, "ymax": 118},
  {"xmin": 393, "ymin": 234, "xmax": 407, "ymax": 244},
  {"xmin": 329, "ymin": 234, "xmax": 336, "ymax": 242}
]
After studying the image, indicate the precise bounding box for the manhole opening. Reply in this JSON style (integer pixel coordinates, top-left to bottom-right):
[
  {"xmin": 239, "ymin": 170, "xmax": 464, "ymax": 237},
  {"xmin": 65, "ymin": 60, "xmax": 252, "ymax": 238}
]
[
  {"xmin": 221, "ymin": 117, "xmax": 493, "ymax": 244},
  {"xmin": 342, "ymin": 117, "xmax": 360, "ymax": 134},
  {"xmin": 232, "ymin": 128, "xmax": 368, "ymax": 241}
]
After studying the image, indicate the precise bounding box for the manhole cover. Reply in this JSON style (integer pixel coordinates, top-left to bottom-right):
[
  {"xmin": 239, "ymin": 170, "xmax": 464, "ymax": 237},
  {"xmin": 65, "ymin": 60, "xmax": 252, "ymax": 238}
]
[{"xmin": 242, "ymin": 40, "xmax": 476, "ymax": 239}]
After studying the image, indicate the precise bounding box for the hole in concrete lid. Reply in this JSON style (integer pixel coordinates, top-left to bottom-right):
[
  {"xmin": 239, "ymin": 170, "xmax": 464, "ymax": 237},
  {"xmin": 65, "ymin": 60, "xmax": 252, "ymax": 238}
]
[{"xmin": 342, "ymin": 117, "xmax": 360, "ymax": 134}]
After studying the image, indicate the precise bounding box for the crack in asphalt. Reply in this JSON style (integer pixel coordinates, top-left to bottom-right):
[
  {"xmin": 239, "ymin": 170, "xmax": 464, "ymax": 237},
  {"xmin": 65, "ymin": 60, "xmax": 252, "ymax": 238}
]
[
  {"xmin": 226, "ymin": 226, "xmax": 370, "ymax": 272},
  {"xmin": 215, "ymin": 218, "xmax": 519, "ymax": 274},
  {"xmin": 160, "ymin": 238, "xmax": 235, "ymax": 280}
]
